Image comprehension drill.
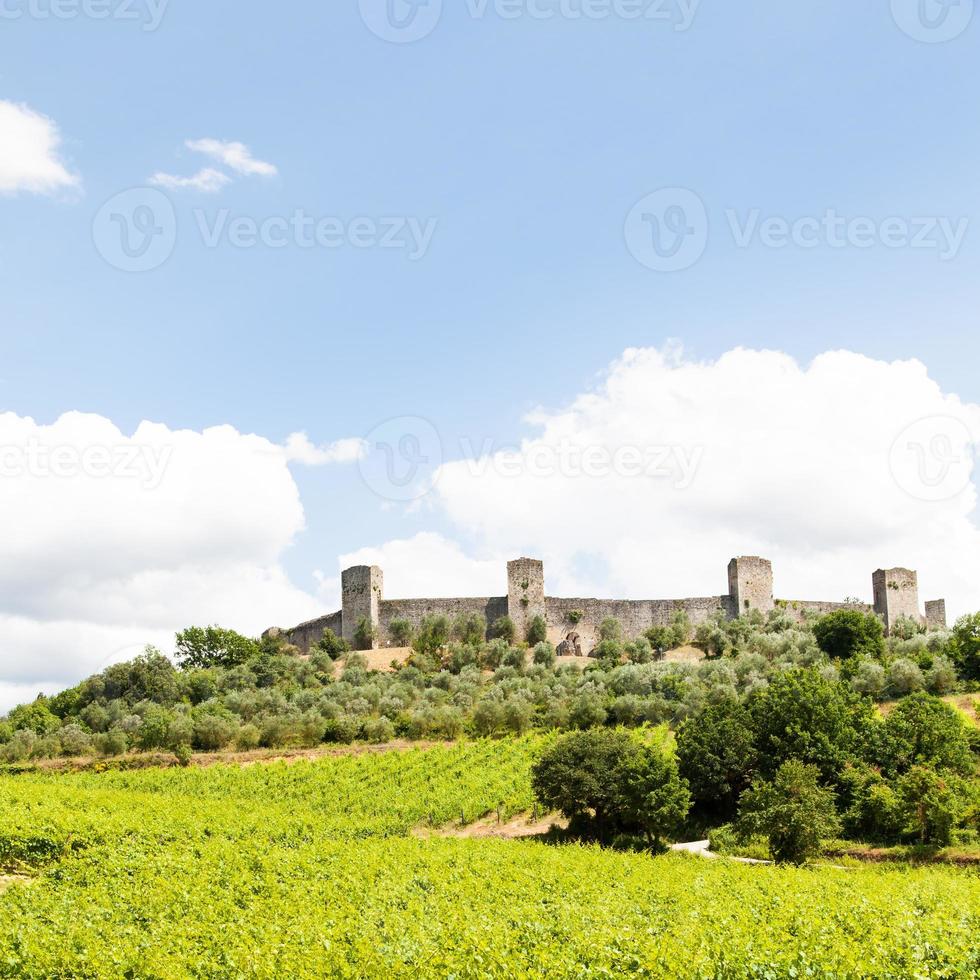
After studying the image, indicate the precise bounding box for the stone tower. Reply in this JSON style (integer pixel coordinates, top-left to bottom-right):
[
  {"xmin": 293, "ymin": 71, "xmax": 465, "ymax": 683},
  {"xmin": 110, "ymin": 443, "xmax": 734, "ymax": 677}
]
[
  {"xmin": 507, "ymin": 558, "xmax": 546, "ymax": 642},
  {"xmin": 728, "ymin": 556, "xmax": 774, "ymax": 616},
  {"xmin": 341, "ymin": 565, "xmax": 383, "ymax": 646},
  {"xmin": 925, "ymin": 599, "xmax": 947, "ymax": 632},
  {"xmin": 872, "ymin": 567, "xmax": 920, "ymax": 634}
]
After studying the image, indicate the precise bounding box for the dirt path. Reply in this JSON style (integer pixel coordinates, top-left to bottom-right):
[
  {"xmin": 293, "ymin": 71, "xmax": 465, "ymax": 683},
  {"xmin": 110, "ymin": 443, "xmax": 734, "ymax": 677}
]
[{"xmin": 415, "ymin": 812, "xmax": 568, "ymax": 840}]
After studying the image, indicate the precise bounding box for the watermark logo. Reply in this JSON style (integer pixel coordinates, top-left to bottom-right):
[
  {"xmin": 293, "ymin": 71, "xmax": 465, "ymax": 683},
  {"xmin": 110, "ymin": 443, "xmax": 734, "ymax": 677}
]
[
  {"xmin": 359, "ymin": 0, "xmax": 443, "ymax": 43},
  {"xmin": 359, "ymin": 417, "xmax": 444, "ymax": 502},
  {"xmin": 891, "ymin": 0, "xmax": 973, "ymax": 42},
  {"xmin": 93, "ymin": 188, "xmax": 177, "ymax": 273},
  {"xmin": 624, "ymin": 188, "xmax": 708, "ymax": 272},
  {"xmin": 889, "ymin": 415, "xmax": 975, "ymax": 501},
  {"xmin": 0, "ymin": 0, "xmax": 169, "ymax": 30},
  {"xmin": 0, "ymin": 440, "xmax": 173, "ymax": 490}
]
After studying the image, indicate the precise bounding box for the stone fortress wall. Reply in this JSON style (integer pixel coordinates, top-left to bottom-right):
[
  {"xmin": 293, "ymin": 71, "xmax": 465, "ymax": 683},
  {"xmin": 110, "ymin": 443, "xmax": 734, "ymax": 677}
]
[{"xmin": 270, "ymin": 557, "xmax": 948, "ymax": 655}]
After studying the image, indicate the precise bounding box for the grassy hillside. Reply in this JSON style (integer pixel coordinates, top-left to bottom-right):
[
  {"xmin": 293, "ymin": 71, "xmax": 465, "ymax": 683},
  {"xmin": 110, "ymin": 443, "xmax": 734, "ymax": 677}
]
[{"xmin": 1, "ymin": 738, "xmax": 978, "ymax": 978}]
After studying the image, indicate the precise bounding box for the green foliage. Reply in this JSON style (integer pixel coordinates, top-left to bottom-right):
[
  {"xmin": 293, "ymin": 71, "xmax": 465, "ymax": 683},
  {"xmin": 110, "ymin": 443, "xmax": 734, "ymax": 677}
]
[
  {"xmin": 0, "ymin": 740, "xmax": 978, "ymax": 975},
  {"xmin": 949, "ymin": 612, "xmax": 980, "ymax": 680},
  {"xmin": 737, "ymin": 760, "xmax": 840, "ymax": 864},
  {"xmin": 525, "ymin": 615, "xmax": 548, "ymax": 646},
  {"xmin": 388, "ymin": 619, "xmax": 414, "ymax": 647},
  {"xmin": 748, "ymin": 667, "xmax": 873, "ymax": 785},
  {"xmin": 532, "ymin": 641, "xmax": 556, "ymax": 667},
  {"xmin": 877, "ymin": 692, "xmax": 974, "ymax": 777},
  {"xmin": 896, "ymin": 766, "xmax": 969, "ymax": 847},
  {"xmin": 598, "ymin": 617, "xmax": 622, "ymax": 643},
  {"xmin": 676, "ymin": 700, "xmax": 756, "ymax": 820},
  {"xmin": 7, "ymin": 699, "xmax": 60, "ymax": 736},
  {"xmin": 488, "ymin": 616, "xmax": 516, "ymax": 644},
  {"xmin": 531, "ymin": 730, "xmax": 689, "ymax": 845},
  {"xmin": 412, "ymin": 615, "xmax": 451, "ymax": 656},
  {"xmin": 175, "ymin": 627, "xmax": 260, "ymax": 670},
  {"xmin": 315, "ymin": 628, "xmax": 350, "ymax": 657},
  {"xmin": 813, "ymin": 610, "xmax": 885, "ymax": 661},
  {"xmin": 353, "ymin": 617, "xmax": 376, "ymax": 651},
  {"xmin": 451, "ymin": 613, "xmax": 486, "ymax": 647}
]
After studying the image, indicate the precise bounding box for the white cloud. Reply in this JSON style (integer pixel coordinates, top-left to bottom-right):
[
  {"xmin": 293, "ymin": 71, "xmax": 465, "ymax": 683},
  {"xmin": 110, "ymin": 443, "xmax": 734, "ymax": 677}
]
[
  {"xmin": 0, "ymin": 412, "xmax": 347, "ymax": 711},
  {"xmin": 363, "ymin": 347, "xmax": 980, "ymax": 620},
  {"xmin": 284, "ymin": 433, "xmax": 368, "ymax": 466},
  {"xmin": 148, "ymin": 167, "xmax": 231, "ymax": 194},
  {"xmin": 0, "ymin": 100, "xmax": 79, "ymax": 195},
  {"xmin": 314, "ymin": 532, "xmax": 505, "ymax": 611},
  {"xmin": 185, "ymin": 138, "xmax": 278, "ymax": 177},
  {"xmin": 149, "ymin": 138, "xmax": 277, "ymax": 193}
]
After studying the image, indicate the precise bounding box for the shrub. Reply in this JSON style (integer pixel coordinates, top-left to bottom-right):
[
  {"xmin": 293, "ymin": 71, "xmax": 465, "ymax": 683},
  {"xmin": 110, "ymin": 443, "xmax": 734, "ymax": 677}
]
[
  {"xmin": 598, "ymin": 618, "xmax": 622, "ymax": 644},
  {"xmin": 413, "ymin": 615, "xmax": 451, "ymax": 656},
  {"xmin": 502, "ymin": 647, "xmax": 527, "ymax": 670},
  {"xmin": 235, "ymin": 724, "xmax": 261, "ymax": 751},
  {"xmin": 896, "ymin": 766, "xmax": 967, "ymax": 847},
  {"xmin": 813, "ymin": 611, "xmax": 885, "ymax": 661},
  {"xmin": 388, "ymin": 619, "xmax": 414, "ymax": 647},
  {"xmin": 526, "ymin": 615, "xmax": 548, "ymax": 647},
  {"xmin": 7, "ymin": 699, "xmax": 61, "ymax": 736},
  {"xmin": 192, "ymin": 714, "xmax": 238, "ymax": 751},
  {"xmin": 850, "ymin": 659, "xmax": 886, "ymax": 699},
  {"xmin": 315, "ymin": 628, "xmax": 350, "ymax": 657},
  {"xmin": 488, "ymin": 616, "xmax": 516, "ymax": 644},
  {"xmin": 95, "ymin": 729, "xmax": 129, "ymax": 757},
  {"xmin": 886, "ymin": 658, "xmax": 925, "ymax": 696},
  {"xmin": 532, "ymin": 642, "xmax": 556, "ymax": 668},
  {"xmin": 450, "ymin": 613, "xmax": 486, "ymax": 647},
  {"xmin": 361, "ymin": 716, "xmax": 395, "ymax": 743},
  {"xmin": 353, "ymin": 618, "xmax": 376, "ymax": 652},
  {"xmin": 737, "ymin": 760, "xmax": 840, "ymax": 864}
]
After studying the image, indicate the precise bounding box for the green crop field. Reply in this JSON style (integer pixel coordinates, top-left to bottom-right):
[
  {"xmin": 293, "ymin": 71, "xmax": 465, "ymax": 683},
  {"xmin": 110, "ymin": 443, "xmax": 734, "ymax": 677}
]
[{"xmin": 1, "ymin": 738, "xmax": 978, "ymax": 978}]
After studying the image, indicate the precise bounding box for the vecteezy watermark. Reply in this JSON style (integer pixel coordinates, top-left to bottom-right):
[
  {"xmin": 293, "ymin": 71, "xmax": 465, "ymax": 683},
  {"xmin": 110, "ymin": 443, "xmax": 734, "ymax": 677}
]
[
  {"xmin": 193, "ymin": 210, "xmax": 438, "ymax": 260},
  {"xmin": 624, "ymin": 188, "xmax": 709, "ymax": 272},
  {"xmin": 358, "ymin": 0, "xmax": 700, "ymax": 43},
  {"xmin": 625, "ymin": 188, "xmax": 969, "ymax": 272},
  {"xmin": 0, "ymin": 0, "xmax": 169, "ymax": 30},
  {"xmin": 889, "ymin": 415, "xmax": 976, "ymax": 502},
  {"xmin": 359, "ymin": 417, "xmax": 445, "ymax": 502},
  {"xmin": 93, "ymin": 188, "xmax": 177, "ymax": 273},
  {"xmin": 0, "ymin": 440, "xmax": 174, "ymax": 490},
  {"xmin": 891, "ymin": 0, "xmax": 973, "ymax": 43},
  {"xmin": 725, "ymin": 209, "xmax": 969, "ymax": 261},
  {"xmin": 357, "ymin": 416, "xmax": 703, "ymax": 501},
  {"xmin": 92, "ymin": 188, "xmax": 439, "ymax": 272}
]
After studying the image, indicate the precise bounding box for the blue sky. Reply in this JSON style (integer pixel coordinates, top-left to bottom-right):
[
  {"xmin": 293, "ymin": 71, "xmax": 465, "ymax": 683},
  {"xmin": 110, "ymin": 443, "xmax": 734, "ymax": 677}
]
[{"xmin": 1, "ymin": 1, "xmax": 979, "ymax": 704}]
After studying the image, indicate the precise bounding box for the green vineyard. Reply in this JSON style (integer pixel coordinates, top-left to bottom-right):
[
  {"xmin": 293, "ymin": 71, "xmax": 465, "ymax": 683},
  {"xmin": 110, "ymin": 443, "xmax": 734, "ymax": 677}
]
[{"xmin": 1, "ymin": 738, "xmax": 978, "ymax": 978}]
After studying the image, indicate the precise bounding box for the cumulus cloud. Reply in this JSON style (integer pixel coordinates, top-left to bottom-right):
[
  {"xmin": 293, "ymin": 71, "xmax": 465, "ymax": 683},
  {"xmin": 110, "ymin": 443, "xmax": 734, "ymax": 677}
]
[
  {"xmin": 150, "ymin": 138, "xmax": 277, "ymax": 193},
  {"xmin": 149, "ymin": 167, "xmax": 231, "ymax": 194},
  {"xmin": 284, "ymin": 433, "xmax": 368, "ymax": 466},
  {"xmin": 0, "ymin": 412, "xmax": 363, "ymax": 711},
  {"xmin": 0, "ymin": 100, "xmax": 79, "ymax": 195},
  {"xmin": 362, "ymin": 347, "xmax": 980, "ymax": 619}
]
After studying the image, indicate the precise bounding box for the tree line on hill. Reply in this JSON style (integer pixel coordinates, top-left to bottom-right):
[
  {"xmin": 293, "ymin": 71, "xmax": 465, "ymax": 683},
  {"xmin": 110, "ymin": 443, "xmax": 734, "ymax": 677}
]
[{"xmin": 2, "ymin": 606, "xmax": 978, "ymax": 861}]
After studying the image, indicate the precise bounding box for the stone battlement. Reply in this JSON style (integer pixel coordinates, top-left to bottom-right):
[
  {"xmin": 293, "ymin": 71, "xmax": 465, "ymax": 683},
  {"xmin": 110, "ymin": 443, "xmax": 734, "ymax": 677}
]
[{"xmin": 269, "ymin": 556, "xmax": 947, "ymax": 654}]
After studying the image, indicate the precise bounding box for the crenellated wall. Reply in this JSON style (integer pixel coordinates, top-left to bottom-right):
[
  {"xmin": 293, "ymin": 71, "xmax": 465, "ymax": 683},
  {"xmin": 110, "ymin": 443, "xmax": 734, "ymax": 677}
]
[{"xmin": 269, "ymin": 555, "xmax": 949, "ymax": 652}]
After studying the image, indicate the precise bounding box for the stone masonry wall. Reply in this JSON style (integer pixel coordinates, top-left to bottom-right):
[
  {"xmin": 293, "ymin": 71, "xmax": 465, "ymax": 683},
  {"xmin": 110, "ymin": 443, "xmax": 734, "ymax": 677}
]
[
  {"xmin": 282, "ymin": 610, "xmax": 343, "ymax": 652},
  {"xmin": 377, "ymin": 597, "xmax": 508, "ymax": 646},
  {"xmin": 545, "ymin": 595, "xmax": 731, "ymax": 651}
]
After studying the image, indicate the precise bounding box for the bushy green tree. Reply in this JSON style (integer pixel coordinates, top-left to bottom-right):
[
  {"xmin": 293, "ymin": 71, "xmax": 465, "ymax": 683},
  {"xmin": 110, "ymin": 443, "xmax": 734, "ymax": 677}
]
[
  {"xmin": 676, "ymin": 700, "xmax": 757, "ymax": 820},
  {"xmin": 813, "ymin": 610, "xmax": 885, "ymax": 661},
  {"xmin": 7, "ymin": 699, "xmax": 61, "ymax": 736},
  {"xmin": 896, "ymin": 766, "xmax": 968, "ymax": 847},
  {"xmin": 737, "ymin": 760, "xmax": 840, "ymax": 864},
  {"xmin": 175, "ymin": 627, "xmax": 260, "ymax": 670},
  {"xmin": 877, "ymin": 692, "xmax": 974, "ymax": 777},
  {"xmin": 949, "ymin": 611, "xmax": 980, "ymax": 680},
  {"xmin": 314, "ymin": 628, "xmax": 350, "ymax": 657},
  {"xmin": 613, "ymin": 745, "xmax": 691, "ymax": 848},
  {"xmin": 748, "ymin": 668, "xmax": 873, "ymax": 786}
]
